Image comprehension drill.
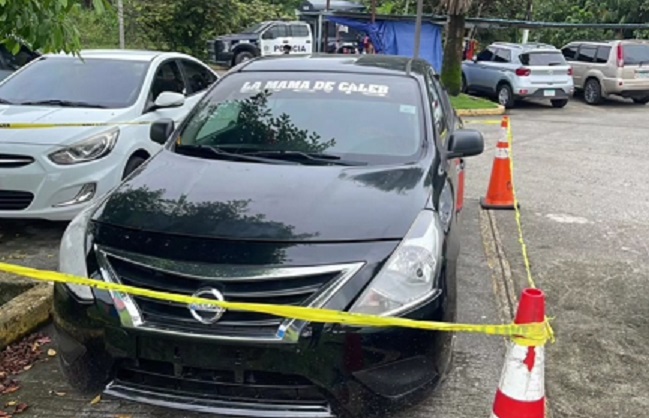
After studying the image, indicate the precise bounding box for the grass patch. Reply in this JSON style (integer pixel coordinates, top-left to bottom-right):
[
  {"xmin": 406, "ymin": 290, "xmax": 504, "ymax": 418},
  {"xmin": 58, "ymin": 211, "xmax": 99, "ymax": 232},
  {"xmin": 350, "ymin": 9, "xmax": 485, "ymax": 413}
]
[{"xmin": 450, "ymin": 94, "xmax": 499, "ymax": 110}]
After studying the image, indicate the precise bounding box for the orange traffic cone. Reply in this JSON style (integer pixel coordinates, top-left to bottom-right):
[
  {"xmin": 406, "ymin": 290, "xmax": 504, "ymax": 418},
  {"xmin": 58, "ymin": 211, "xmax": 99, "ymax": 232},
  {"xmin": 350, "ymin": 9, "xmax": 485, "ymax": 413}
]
[
  {"xmin": 456, "ymin": 158, "xmax": 465, "ymax": 213},
  {"xmin": 491, "ymin": 288, "xmax": 547, "ymax": 418},
  {"xmin": 480, "ymin": 116, "xmax": 517, "ymax": 210}
]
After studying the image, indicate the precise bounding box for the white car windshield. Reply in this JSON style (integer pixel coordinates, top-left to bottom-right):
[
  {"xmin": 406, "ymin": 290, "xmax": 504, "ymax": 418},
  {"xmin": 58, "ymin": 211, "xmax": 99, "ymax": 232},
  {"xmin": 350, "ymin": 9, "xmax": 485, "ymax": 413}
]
[
  {"xmin": 176, "ymin": 72, "xmax": 425, "ymax": 165},
  {"xmin": 0, "ymin": 56, "xmax": 150, "ymax": 108}
]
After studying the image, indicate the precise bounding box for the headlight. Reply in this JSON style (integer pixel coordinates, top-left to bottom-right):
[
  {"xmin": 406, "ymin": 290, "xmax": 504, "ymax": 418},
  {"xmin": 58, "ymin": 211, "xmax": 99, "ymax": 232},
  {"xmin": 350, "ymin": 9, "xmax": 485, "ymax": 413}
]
[
  {"xmin": 350, "ymin": 210, "xmax": 443, "ymax": 316},
  {"xmin": 49, "ymin": 128, "xmax": 119, "ymax": 165},
  {"xmin": 58, "ymin": 203, "xmax": 97, "ymax": 300}
]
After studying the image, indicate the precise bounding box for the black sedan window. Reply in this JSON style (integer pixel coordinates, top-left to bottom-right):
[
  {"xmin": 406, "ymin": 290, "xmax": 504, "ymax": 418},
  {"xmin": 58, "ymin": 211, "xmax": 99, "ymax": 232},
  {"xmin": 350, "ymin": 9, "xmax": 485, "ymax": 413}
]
[{"xmin": 176, "ymin": 72, "xmax": 425, "ymax": 165}]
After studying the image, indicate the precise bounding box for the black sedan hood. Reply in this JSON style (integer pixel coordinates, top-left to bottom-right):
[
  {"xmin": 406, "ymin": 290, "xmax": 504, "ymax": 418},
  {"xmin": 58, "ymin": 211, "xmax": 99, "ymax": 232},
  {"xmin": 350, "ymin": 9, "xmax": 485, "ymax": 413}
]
[{"xmin": 92, "ymin": 151, "xmax": 432, "ymax": 242}]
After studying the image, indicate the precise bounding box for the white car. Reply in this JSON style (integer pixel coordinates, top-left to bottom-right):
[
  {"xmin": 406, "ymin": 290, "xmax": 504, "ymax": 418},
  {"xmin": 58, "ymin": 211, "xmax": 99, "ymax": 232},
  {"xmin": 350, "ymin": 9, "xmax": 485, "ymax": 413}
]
[{"xmin": 0, "ymin": 49, "xmax": 218, "ymax": 221}]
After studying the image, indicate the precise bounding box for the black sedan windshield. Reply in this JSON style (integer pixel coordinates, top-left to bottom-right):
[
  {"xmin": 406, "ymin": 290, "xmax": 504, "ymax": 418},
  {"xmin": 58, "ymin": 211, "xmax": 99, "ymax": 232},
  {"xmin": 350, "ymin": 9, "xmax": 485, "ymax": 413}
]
[
  {"xmin": 176, "ymin": 72, "xmax": 425, "ymax": 165},
  {"xmin": 0, "ymin": 56, "xmax": 150, "ymax": 108}
]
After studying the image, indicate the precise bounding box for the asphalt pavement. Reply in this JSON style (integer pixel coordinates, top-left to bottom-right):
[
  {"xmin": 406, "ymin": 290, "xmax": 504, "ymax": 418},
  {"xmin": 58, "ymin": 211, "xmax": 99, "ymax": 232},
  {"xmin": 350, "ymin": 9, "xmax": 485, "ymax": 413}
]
[{"xmin": 464, "ymin": 96, "xmax": 649, "ymax": 418}]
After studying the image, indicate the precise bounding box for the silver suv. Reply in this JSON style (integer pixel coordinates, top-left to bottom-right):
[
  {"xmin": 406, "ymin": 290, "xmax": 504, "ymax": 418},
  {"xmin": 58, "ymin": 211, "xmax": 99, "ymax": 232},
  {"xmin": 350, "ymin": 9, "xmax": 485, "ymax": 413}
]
[
  {"xmin": 462, "ymin": 42, "xmax": 574, "ymax": 108},
  {"xmin": 561, "ymin": 40, "xmax": 649, "ymax": 105}
]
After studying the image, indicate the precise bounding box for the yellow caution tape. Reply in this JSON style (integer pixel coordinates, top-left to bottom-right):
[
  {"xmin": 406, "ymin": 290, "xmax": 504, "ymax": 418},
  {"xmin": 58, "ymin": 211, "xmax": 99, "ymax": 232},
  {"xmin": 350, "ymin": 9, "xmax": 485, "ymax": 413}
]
[
  {"xmin": 0, "ymin": 122, "xmax": 152, "ymax": 129},
  {"xmin": 0, "ymin": 261, "xmax": 552, "ymax": 346},
  {"xmin": 505, "ymin": 118, "xmax": 556, "ymax": 342}
]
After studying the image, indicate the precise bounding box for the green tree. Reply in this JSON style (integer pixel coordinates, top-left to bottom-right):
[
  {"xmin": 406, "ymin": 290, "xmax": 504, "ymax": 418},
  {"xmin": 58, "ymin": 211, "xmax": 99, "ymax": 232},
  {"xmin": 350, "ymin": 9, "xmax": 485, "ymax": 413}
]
[
  {"xmin": 0, "ymin": 0, "xmax": 107, "ymax": 54},
  {"xmin": 440, "ymin": 0, "xmax": 472, "ymax": 96}
]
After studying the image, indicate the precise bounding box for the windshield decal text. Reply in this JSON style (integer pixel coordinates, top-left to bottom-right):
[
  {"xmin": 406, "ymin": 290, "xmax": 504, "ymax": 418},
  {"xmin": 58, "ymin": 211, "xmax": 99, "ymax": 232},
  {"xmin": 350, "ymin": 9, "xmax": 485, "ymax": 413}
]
[{"xmin": 240, "ymin": 81, "xmax": 390, "ymax": 96}]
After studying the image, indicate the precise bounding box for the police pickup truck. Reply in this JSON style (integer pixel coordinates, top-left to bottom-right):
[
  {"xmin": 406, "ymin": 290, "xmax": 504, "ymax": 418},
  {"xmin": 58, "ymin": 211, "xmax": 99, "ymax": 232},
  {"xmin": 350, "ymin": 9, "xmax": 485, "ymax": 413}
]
[{"xmin": 208, "ymin": 21, "xmax": 313, "ymax": 68}]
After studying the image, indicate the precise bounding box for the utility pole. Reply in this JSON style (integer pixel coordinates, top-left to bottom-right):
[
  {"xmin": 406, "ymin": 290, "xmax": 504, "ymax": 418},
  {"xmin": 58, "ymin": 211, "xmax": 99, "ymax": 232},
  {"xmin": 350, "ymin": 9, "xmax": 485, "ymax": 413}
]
[
  {"xmin": 118, "ymin": 0, "xmax": 125, "ymax": 49},
  {"xmin": 323, "ymin": 0, "xmax": 331, "ymax": 53},
  {"xmin": 521, "ymin": 0, "xmax": 533, "ymax": 43},
  {"xmin": 413, "ymin": 0, "xmax": 424, "ymax": 58},
  {"xmin": 371, "ymin": 0, "xmax": 377, "ymax": 23}
]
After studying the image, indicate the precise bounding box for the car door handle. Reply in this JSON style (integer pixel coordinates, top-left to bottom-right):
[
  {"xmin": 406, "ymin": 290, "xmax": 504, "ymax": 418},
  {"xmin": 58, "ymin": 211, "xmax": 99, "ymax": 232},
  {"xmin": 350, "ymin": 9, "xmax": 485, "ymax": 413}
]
[{"xmin": 282, "ymin": 40, "xmax": 290, "ymax": 44}]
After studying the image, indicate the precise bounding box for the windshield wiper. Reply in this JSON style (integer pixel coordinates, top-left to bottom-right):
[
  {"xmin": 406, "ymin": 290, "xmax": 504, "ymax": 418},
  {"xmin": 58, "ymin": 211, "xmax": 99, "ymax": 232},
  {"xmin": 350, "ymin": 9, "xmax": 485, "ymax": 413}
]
[
  {"xmin": 175, "ymin": 145, "xmax": 298, "ymax": 165},
  {"xmin": 19, "ymin": 99, "xmax": 107, "ymax": 108},
  {"xmin": 244, "ymin": 150, "xmax": 367, "ymax": 166}
]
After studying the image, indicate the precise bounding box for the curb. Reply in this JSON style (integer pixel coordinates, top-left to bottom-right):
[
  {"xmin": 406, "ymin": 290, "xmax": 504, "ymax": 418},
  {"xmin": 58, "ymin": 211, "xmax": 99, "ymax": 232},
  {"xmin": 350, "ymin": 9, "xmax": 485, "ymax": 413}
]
[
  {"xmin": 456, "ymin": 105, "xmax": 505, "ymax": 117},
  {"xmin": 0, "ymin": 282, "xmax": 52, "ymax": 351},
  {"xmin": 478, "ymin": 208, "xmax": 554, "ymax": 418}
]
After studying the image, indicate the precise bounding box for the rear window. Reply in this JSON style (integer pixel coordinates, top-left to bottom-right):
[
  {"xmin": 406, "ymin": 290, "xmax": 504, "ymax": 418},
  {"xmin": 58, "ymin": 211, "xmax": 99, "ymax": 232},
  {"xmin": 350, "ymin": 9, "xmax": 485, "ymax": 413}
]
[
  {"xmin": 519, "ymin": 52, "xmax": 566, "ymax": 66},
  {"xmin": 177, "ymin": 72, "xmax": 425, "ymax": 165},
  {"xmin": 623, "ymin": 44, "xmax": 649, "ymax": 65}
]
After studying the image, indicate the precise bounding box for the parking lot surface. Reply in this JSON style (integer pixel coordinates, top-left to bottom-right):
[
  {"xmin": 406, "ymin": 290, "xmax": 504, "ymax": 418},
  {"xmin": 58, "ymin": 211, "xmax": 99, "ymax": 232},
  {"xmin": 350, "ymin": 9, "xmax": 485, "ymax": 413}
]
[
  {"xmin": 465, "ymin": 97, "xmax": 649, "ymax": 417},
  {"xmin": 2, "ymin": 95, "xmax": 648, "ymax": 417}
]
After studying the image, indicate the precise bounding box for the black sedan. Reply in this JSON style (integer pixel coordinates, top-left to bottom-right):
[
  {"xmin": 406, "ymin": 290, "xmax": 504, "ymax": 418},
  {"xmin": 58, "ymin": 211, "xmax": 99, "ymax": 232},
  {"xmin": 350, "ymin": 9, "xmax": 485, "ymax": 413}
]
[{"xmin": 53, "ymin": 54, "xmax": 484, "ymax": 418}]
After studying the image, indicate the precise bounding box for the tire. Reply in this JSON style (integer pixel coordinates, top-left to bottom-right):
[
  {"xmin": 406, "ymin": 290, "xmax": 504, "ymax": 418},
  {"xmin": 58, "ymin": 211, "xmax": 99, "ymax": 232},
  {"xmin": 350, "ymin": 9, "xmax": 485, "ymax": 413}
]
[
  {"xmin": 551, "ymin": 99, "xmax": 569, "ymax": 108},
  {"xmin": 234, "ymin": 51, "xmax": 254, "ymax": 65},
  {"xmin": 58, "ymin": 348, "xmax": 112, "ymax": 395},
  {"xmin": 632, "ymin": 96, "xmax": 649, "ymax": 105},
  {"xmin": 496, "ymin": 83, "xmax": 515, "ymax": 108},
  {"xmin": 584, "ymin": 78, "xmax": 603, "ymax": 105},
  {"xmin": 122, "ymin": 155, "xmax": 147, "ymax": 180}
]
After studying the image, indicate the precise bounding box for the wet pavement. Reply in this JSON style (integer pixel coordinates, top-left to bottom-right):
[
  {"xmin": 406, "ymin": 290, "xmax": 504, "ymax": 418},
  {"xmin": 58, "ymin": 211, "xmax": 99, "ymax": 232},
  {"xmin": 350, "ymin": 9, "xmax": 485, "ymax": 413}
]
[{"xmin": 465, "ymin": 97, "xmax": 649, "ymax": 418}]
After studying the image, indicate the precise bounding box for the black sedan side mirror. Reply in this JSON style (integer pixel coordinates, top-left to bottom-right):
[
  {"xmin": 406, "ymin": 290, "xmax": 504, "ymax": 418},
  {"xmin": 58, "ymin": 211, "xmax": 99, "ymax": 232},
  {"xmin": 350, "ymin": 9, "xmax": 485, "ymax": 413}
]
[
  {"xmin": 448, "ymin": 129, "xmax": 484, "ymax": 158},
  {"xmin": 150, "ymin": 118, "xmax": 175, "ymax": 145}
]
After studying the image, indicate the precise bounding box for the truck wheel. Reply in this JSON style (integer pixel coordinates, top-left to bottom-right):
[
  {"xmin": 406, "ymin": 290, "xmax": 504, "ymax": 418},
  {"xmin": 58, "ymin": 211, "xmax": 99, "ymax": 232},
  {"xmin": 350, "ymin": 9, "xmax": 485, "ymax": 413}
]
[{"xmin": 234, "ymin": 51, "xmax": 254, "ymax": 65}]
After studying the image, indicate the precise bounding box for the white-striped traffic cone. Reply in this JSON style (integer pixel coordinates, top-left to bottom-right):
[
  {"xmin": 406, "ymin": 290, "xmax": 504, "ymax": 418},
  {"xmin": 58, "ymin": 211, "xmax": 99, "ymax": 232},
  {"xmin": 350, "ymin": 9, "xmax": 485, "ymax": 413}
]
[{"xmin": 492, "ymin": 288, "xmax": 546, "ymax": 418}]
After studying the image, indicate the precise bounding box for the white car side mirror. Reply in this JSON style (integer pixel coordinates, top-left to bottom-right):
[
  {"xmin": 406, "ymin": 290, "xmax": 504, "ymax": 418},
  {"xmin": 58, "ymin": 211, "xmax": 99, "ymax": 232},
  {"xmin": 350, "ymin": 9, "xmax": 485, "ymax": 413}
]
[{"xmin": 154, "ymin": 91, "xmax": 185, "ymax": 109}]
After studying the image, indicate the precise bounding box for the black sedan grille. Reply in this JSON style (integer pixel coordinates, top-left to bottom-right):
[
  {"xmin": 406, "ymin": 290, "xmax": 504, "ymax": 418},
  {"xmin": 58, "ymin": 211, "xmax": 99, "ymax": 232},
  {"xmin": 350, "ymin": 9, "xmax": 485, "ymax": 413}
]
[
  {"xmin": 0, "ymin": 190, "xmax": 34, "ymax": 210},
  {"xmin": 113, "ymin": 358, "xmax": 329, "ymax": 405},
  {"xmin": 0, "ymin": 154, "xmax": 35, "ymax": 168},
  {"xmin": 97, "ymin": 247, "xmax": 359, "ymax": 338}
]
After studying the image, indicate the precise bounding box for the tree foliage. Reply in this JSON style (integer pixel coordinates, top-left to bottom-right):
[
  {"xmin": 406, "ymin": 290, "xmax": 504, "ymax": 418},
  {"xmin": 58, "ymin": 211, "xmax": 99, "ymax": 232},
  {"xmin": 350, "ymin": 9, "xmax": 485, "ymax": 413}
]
[{"xmin": 0, "ymin": 0, "xmax": 107, "ymax": 54}]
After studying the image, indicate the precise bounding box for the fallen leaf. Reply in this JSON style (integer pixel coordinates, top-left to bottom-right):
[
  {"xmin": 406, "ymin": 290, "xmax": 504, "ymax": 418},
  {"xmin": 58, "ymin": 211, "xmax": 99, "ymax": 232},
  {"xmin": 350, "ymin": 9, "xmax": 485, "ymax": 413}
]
[
  {"xmin": 54, "ymin": 391, "xmax": 66, "ymax": 397},
  {"xmin": 90, "ymin": 395, "xmax": 101, "ymax": 405},
  {"xmin": 1, "ymin": 386, "xmax": 19, "ymax": 395},
  {"xmin": 0, "ymin": 410, "xmax": 12, "ymax": 417},
  {"xmin": 115, "ymin": 415, "xmax": 132, "ymax": 418},
  {"xmin": 47, "ymin": 349, "xmax": 57, "ymax": 357},
  {"xmin": 13, "ymin": 403, "xmax": 28, "ymax": 414},
  {"xmin": 4, "ymin": 402, "xmax": 16, "ymax": 407},
  {"xmin": 22, "ymin": 366, "xmax": 31, "ymax": 371}
]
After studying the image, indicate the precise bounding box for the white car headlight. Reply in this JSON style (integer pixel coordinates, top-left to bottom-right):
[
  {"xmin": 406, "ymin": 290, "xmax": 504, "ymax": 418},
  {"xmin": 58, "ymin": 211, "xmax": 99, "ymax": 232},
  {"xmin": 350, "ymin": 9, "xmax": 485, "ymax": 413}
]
[
  {"xmin": 49, "ymin": 128, "xmax": 119, "ymax": 165},
  {"xmin": 58, "ymin": 203, "xmax": 97, "ymax": 300},
  {"xmin": 350, "ymin": 210, "xmax": 443, "ymax": 316}
]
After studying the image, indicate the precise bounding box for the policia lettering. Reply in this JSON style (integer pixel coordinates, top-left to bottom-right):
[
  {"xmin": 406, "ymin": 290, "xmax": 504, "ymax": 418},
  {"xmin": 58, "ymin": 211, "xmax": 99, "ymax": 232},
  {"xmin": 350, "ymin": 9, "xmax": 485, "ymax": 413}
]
[{"xmin": 273, "ymin": 44, "xmax": 308, "ymax": 53}]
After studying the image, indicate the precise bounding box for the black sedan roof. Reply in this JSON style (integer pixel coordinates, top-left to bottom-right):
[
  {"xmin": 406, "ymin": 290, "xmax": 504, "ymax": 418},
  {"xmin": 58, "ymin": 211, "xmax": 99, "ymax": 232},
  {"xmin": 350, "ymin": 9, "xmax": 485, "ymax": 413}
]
[{"xmin": 236, "ymin": 54, "xmax": 432, "ymax": 77}]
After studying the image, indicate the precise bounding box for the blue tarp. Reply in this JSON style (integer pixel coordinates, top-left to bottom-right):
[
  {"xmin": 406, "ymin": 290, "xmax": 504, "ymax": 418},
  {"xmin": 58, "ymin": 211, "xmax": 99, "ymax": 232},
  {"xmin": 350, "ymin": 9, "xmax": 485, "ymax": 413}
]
[{"xmin": 325, "ymin": 17, "xmax": 444, "ymax": 73}]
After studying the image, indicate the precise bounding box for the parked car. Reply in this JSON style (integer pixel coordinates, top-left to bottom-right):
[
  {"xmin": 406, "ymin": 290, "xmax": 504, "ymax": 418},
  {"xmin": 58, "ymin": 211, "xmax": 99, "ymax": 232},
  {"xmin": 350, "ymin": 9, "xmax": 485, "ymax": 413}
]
[
  {"xmin": 53, "ymin": 54, "xmax": 484, "ymax": 418},
  {"xmin": 462, "ymin": 42, "xmax": 575, "ymax": 108},
  {"xmin": 560, "ymin": 40, "xmax": 649, "ymax": 105},
  {"xmin": 0, "ymin": 49, "xmax": 218, "ymax": 221}
]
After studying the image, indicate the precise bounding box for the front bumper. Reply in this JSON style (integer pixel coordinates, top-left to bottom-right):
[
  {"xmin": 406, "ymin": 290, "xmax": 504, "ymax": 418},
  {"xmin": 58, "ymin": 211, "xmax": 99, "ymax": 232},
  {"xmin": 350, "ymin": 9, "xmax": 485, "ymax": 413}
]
[
  {"xmin": 0, "ymin": 144, "xmax": 124, "ymax": 221},
  {"xmin": 53, "ymin": 278, "xmax": 454, "ymax": 418}
]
